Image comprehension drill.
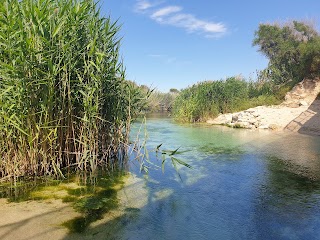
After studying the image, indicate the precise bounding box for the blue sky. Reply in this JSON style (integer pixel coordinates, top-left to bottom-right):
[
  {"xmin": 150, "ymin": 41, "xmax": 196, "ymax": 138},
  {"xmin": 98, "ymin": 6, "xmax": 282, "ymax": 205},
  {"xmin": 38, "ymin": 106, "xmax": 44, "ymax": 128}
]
[{"xmin": 101, "ymin": 1, "xmax": 320, "ymax": 92}]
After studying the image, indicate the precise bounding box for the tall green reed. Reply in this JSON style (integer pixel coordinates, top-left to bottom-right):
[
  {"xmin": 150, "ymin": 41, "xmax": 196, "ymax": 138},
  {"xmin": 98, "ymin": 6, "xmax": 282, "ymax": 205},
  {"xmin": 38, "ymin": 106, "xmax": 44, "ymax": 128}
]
[
  {"xmin": 173, "ymin": 77, "xmax": 282, "ymax": 122},
  {"xmin": 0, "ymin": 0, "xmax": 141, "ymax": 181}
]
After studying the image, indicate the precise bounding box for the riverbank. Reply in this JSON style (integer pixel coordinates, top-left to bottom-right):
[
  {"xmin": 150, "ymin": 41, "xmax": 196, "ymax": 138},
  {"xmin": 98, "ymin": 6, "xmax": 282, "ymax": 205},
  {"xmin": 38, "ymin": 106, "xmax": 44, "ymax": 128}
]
[
  {"xmin": 207, "ymin": 78, "xmax": 320, "ymax": 136},
  {"xmin": 206, "ymin": 104, "xmax": 308, "ymax": 130},
  {"xmin": 207, "ymin": 100, "xmax": 320, "ymax": 136}
]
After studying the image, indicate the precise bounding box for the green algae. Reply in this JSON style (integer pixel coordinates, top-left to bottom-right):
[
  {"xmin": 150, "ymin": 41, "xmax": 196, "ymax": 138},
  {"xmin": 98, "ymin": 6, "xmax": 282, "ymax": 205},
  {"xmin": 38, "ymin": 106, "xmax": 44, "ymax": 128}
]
[
  {"xmin": 199, "ymin": 145, "xmax": 245, "ymax": 155},
  {"xmin": 0, "ymin": 171, "xmax": 127, "ymax": 233}
]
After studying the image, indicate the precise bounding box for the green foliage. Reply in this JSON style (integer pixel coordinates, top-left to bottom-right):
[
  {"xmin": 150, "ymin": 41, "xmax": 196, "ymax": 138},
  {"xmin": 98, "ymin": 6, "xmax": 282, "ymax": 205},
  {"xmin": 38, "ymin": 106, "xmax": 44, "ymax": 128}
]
[
  {"xmin": 137, "ymin": 85, "xmax": 178, "ymax": 113},
  {"xmin": 173, "ymin": 77, "xmax": 281, "ymax": 122},
  {"xmin": 0, "ymin": 0, "xmax": 142, "ymax": 180},
  {"xmin": 253, "ymin": 21, "xmax": 320, "ymax": 85},
  {"xmin": 169, "ymin": 88, "xmax": 179, "ymax": 93},
  {"xmin": 126, "ymin": 81, "xmax": 152, "ymax": 114}
]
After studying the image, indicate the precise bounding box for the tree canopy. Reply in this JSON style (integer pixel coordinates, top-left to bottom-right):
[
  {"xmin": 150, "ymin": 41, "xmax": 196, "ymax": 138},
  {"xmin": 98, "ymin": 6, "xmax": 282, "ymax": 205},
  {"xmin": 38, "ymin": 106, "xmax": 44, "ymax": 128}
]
[{"xmin": 253, "ymin": 21, "xmax": 320, "ymax": 86}]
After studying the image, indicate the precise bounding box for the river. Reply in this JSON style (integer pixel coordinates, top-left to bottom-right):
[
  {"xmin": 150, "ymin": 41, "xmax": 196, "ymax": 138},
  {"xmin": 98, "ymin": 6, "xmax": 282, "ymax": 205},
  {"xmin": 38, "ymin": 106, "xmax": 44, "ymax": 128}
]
[
  {"xmin": 1, "ymin": 116, "xmax": 320, "ymax": 240},
  {"xmin": 113, "ymin": 116, "xmax": 320, "ymax": 240}
]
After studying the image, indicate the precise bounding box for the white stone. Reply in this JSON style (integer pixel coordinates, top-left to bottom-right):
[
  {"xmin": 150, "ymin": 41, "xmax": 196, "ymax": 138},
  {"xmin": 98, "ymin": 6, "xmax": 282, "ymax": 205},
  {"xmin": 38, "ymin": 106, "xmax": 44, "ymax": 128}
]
[
  {"xmin": 299, "ymin": 101, "xmax": 308, "ymax": 106},
  {"xmin": 258, "ymin": 125, "xmax": 269, "ymax": 129}
]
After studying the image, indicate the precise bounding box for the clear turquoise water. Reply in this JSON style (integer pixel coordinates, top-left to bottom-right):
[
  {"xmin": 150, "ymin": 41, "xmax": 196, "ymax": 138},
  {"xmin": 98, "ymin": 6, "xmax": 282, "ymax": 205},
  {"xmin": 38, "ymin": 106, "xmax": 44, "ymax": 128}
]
[{"xmin": 117, "ymin": 117, "xmax": 320, "ymax": 240}]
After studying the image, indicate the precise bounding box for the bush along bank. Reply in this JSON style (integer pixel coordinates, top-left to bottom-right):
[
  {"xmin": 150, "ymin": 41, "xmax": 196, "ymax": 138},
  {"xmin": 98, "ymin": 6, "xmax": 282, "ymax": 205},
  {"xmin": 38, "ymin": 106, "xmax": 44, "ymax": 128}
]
[{"xmin": 173, "ymin": 77, "xmax": 283, "ymax": 122}]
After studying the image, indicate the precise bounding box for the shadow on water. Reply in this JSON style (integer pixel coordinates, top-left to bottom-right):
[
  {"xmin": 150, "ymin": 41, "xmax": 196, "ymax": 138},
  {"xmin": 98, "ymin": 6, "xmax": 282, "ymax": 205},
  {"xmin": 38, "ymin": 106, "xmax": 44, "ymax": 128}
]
[
  {"xmin": 61, "ymin": 155, "xmax": 195, "ymax": 240},
  {"xmin": 253, "ymin": 155, "xmax": 320, "ymax": 240},
  {"xmin": 61, "ymin": 178, "xmax": 120, "ymax": 233},
  {"xmin": 0, "ymin": 171, "xmax": 126, "ymax": 236}
]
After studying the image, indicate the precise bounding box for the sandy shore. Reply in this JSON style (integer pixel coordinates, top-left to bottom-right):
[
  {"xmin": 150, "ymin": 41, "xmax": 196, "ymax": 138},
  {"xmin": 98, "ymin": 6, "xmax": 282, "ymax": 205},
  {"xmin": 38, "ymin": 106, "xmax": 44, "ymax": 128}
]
[
  {"xmin": 207, "ymin": 100, "xmax": 320, "ymax": 136},
  {"xmin": 207, "ymin": 77, "xmax": 320, "ymax": 135}
]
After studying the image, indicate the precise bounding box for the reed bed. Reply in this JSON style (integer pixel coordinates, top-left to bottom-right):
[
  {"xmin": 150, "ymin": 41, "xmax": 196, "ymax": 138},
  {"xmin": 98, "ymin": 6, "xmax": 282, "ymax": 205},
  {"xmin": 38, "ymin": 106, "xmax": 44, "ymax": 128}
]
[
  {"xmin": 173, "ymin": 77, "xmax": 282, "ymax": 122},
  {"xmin": 0, "ymin": 0, "xmax": 141, "ymax": 180}
]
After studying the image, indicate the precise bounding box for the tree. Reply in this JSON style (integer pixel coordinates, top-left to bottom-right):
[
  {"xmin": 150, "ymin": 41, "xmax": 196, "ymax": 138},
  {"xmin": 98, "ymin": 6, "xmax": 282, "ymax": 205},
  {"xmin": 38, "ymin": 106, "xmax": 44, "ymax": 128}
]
[
  {"xmin": 253, "ymin": 21, "xmax": 320, "ymax": 86},
  {"xmin": 169, "ymin": 88, "xmax": 180, "ymax": 94}
]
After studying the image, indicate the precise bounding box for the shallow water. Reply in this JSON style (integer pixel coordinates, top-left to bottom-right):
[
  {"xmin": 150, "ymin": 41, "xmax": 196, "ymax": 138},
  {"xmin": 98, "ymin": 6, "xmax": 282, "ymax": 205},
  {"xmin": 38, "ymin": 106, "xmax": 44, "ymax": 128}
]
[
  {"xmin": 113, "ymin": 117, "xmax": 320, "ymax": 240},
  {"xmin": 1, "ymin": 116, "xmax": 320, "ymax": 240}
]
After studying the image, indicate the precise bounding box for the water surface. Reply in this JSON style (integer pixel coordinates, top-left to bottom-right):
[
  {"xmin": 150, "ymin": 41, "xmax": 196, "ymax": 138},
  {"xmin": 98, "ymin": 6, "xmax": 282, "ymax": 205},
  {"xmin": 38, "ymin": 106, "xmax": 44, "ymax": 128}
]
[
  {"xmin": 114, "ymin": 117, "xmax": 320, "ymax": 240},
  {"xmin": 2, "ymin": 116, "xmax": 320, "ymax": 240}
]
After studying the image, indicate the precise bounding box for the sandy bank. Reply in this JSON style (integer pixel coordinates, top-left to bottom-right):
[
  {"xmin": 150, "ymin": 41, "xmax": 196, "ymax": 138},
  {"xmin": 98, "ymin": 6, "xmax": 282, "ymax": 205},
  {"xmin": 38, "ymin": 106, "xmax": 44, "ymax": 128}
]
[
  {"xmin": 207, "ymin": 78, "xmax": 320, "ymax": 136},
  {"xmin": 207, "ymin": 100, "xmax": 320, "ymax": 136}
]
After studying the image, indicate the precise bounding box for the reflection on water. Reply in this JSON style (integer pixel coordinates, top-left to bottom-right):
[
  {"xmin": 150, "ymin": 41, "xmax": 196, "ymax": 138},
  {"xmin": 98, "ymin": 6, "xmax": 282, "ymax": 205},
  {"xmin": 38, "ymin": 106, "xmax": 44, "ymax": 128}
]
[{"xmin": 110, "ymin": 117, "xmax": 320, "ymax": 240}]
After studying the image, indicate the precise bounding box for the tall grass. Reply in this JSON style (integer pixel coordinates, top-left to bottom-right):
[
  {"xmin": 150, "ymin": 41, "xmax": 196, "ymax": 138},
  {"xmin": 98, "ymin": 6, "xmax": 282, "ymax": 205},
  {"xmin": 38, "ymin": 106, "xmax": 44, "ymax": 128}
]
[
  {"xmin": 0, "ymin": 0, "xmax": 140, "ymax": 180},
  {"xmin": 173, "ymin": 77, "xmax": 283, "ymax": 122}
]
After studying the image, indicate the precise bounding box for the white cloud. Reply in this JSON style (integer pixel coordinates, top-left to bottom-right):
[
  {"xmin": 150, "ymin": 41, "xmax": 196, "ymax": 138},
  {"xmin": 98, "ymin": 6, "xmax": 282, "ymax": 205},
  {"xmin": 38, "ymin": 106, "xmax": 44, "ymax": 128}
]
[
  {"xmin": 148, "ymin": 54, "xmax": 166, "ymax": 58},
  {"xmin": 134, "ymin": 1, "xmax": 227, "ymax": 37},
  {"xmin": 135, "ymin": 0, "xmax": 151, "ymax": 11},
  {"xmin": 151, "ymin": 6, "xmax": 182, "ymax": 19},
  {"xmin": 135, "ymin": 0, "xmax": 161, "ymax": 12}
]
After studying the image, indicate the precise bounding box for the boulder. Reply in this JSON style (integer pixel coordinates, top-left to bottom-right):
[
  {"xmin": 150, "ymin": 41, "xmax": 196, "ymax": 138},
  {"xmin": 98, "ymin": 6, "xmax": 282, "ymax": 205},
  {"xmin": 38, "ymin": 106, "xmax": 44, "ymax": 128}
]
[{"xmin": 232, "ymin": 114, "xmax": 238, "ymax": 122}]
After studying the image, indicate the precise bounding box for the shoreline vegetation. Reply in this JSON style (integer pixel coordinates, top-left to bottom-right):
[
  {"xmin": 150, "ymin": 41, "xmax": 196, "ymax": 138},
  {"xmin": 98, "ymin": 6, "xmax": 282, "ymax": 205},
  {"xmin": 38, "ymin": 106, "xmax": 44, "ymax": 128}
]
[
  {"xmin": 207, "ymin": 77, "xmax": 320, "ymax": 134},
  {"xmin": 0, "ymin": 1, "xmax": 318, "ymax": 183},
  {"xmin": 169, "ymin": 20, "xmax": 320, "ymax": 132},
  {"xmin": 0, "ymin": 0, "xmax": 146, "ymax": 182},
  {"xmin": 0, "ymin": 1, "xmax": 320, "ymax": 238}
]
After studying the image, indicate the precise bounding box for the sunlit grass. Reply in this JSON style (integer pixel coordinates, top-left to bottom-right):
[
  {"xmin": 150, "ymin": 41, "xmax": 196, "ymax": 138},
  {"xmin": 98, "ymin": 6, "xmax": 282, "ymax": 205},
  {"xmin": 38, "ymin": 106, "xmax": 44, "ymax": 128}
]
[{"xmin": 0, "ymin": 0, "xmax": 144, "ymax": 181}]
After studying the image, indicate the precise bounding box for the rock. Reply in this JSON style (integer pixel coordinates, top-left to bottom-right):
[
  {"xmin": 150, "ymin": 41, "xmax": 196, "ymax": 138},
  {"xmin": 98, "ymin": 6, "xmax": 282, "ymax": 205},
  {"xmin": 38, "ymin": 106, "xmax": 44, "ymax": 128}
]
[
  {"xmin": 268, "ymin": 124, "xmax": 279, "ymax": 130},
  {"xmin": 239, "ymin": 122, "xmax": 250, "ymax": 128},
  {"xmin": 254, "ymin": 121, "xmax": 261, "ymax": 128},
  {"xmin": 299, "ymin": 101, "xmax": 308, "ymax": 106},
  {"xmin": 232, "ymin": 114, "xmax": 238, "ymax": 122},
  {"xmin": 244, "ymin": 110, "xmax": 255, "ymax": 114},
  {"xmin": 249, "ymin": 119, "xmax": 257, "ymax": 125},
  {"xmin": 284, "ymin": 77, "xmax": 320, "ymax": 106},
  {"xmin": 233, "ymin": 122, "xmax": 247, "ymax": 128},
  {"xmin": 207, "ymin": 113, "xmax": 232, "ymax": 124},
  {"xmin": 208, "ymin": 77, "xmax": 320, "ymax": 133},
  {"xmin": 224, "ymin": 114, "xmax": 233, "ymax": 123},
  {"xmin": 233, "ymin": 122, "xmax": 254, "ymax": 129},
  {"xmin": 258, "ymin": 125, "xmax": 269, "ymax": 129},
  {"xmin": 252, "ymin": 112, "xmax": 260, "ymax": 117},
  {"xmin": 285, "ymin": 102, "xmax": 300, "ymax": 108}
]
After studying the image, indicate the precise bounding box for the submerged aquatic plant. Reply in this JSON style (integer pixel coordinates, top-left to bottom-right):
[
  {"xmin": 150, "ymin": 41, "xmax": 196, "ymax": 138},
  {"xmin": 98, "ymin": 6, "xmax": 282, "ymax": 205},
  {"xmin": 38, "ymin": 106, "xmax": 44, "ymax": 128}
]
[
  {"xmin": 0, "ymin": 0, "xmax": 144, "ymax": 180},
  {"xmin": 130, "ymin": 118, "xmax": 192, "ymax": 176}
]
